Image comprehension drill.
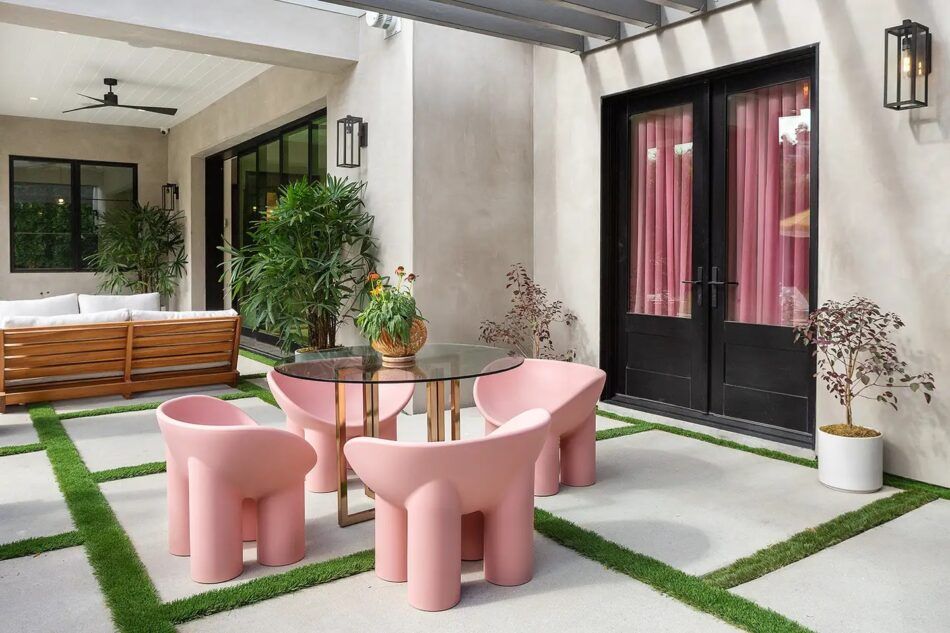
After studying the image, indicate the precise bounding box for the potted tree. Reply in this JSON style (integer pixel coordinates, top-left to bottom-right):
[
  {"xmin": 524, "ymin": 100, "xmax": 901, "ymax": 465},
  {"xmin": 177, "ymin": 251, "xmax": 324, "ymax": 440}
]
[
  {"xmin": 797, "ymin": 296, "xmax": 934, "ymax": 492},
  {"xmin": 356, "ymin": 267, "xmax": 426, "ymax": 366},
  {"xmin": 222, "ymin": 176, "xmax": 377, "ymax": 354}
]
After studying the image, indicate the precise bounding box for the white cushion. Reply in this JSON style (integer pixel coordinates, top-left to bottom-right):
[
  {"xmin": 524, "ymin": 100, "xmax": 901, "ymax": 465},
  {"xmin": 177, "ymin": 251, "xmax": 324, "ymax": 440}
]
[
  {"xmin": 79, "ymin": 293, "xmax": 160, "ymax": 313},
  {"xmin": 0, "ymin": 309, "xmax": 129, "ymax": 329},
  {"xmin": 0, "ymin": 293, "xmax": 79, "ymax": 318},
  {"xmin": 130, "ymin": 309, "xmax": 238, "ymax": 321}
]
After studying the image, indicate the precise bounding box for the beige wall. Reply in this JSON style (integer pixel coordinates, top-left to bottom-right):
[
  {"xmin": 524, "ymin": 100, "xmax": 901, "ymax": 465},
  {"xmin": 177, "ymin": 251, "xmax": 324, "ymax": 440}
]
[
  {"xmin": 534, "ymin": 0, "xmax": 950, "ymax": 485},
  {"xmin": 0, "ymin": 115, "xmax": 166, "ymax": 299}
]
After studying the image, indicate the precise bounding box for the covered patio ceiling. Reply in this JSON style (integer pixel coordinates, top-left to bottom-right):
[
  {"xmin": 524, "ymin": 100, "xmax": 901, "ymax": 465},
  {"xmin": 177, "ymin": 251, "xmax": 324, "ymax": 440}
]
[{"xmin": 315, "ymin": 0, "xmax": 709, "ymax": 52}]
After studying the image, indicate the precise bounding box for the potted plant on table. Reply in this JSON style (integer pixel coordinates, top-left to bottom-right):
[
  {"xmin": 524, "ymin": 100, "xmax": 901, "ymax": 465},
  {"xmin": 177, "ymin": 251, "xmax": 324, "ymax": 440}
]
[
  {"xmin": 357, "ymin": 267, "xmax": 426, "ymax": 366},
  {"xmin": 796, "ymin": 296, "xmax": 935, "ymax": 492}
]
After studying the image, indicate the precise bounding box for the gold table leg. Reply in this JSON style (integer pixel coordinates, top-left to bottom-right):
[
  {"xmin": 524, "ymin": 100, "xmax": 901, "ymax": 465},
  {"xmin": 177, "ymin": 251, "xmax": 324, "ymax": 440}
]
[
  {"xmin": 450, "ymin": 379, "xmax": 461, "ymax": 441},
  {"xmin": 336, "ymin": 382, "xmax": 375, "ymax": 527},
  {"xmin": 363, "ymin": 382, "xmax": 379, "ymax": 499},
  {"xmin": 426, "ymin": 381, "xmax": 446, "ymax": 442}
]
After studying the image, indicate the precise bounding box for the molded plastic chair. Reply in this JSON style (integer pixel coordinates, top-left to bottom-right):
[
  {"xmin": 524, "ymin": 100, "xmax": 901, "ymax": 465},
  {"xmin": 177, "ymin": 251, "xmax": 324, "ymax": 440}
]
[
  {"xmin": 345, "ymin": 408, "xmax": 550, "ymax": 611},
  {"xmin": 267, "ymin": 369, "xmax": 415, "ymax": 492},
  {"xmin": 474, "ymin": 359, "xmax": 606, "ymax": 496},
  {"xmin": 157, "ymin": 395, "xmax": 317, "ymax": 583}
]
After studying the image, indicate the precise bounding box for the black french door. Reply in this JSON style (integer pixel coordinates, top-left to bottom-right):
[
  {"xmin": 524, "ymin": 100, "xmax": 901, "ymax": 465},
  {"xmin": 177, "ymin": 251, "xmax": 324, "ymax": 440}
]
[{"xmin": 602, "ymin": 49, "xmax": 818, "ymax": 447}]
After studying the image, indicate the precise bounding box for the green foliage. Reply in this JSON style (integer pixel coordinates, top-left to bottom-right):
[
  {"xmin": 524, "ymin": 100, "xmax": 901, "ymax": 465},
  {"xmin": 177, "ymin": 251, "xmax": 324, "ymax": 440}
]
[
  {"xmin": 222, "ymin": 177, "xmax": 377, "ymax": 352},
  {"xmin": 356, "ymin": 269, "xmax": 422, "ymax": 345},
  {"xmin": 12, "ymin": 201, "xmax": 72, "ymax": 269},
  {"xmin": 86, "ymin": 202, "xmax": 187, "ymax": 299}
]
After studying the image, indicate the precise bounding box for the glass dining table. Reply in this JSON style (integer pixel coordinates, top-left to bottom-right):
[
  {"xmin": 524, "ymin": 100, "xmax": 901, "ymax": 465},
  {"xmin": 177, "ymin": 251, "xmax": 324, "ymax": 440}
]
[{"xmin": 275, "ymin": 343, "xmax": 524, "ymax": 527}]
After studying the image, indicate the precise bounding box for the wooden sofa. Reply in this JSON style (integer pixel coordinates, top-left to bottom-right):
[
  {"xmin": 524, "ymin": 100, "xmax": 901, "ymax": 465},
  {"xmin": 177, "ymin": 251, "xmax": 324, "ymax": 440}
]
[{"xmin": 0, "ymin": 316, "xmax": 242, "ymax": 412}]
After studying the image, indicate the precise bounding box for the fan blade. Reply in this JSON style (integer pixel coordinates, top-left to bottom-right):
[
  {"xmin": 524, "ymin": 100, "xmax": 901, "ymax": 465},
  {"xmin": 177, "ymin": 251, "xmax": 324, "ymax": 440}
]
[
  {"xmin": 117, "ymin": 104, "xmax": 178, "ymax": 116},
  {"xmin": 62, "ymin": 104, "xmax": 107, "ymax": 113},
  {"xmin": 77, "ymin": 93, "xmax": 106, "ymax": 103}
]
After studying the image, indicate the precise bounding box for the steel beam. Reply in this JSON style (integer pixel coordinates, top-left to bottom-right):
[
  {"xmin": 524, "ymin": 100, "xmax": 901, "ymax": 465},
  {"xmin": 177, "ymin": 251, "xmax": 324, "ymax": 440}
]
[
  {"xmin": 543, "ymin": 0, "xmax": 660, "ymax": 28},
  {"xmin": 430, "ymin": 0, "xmax": 620, "ymax": 40}
]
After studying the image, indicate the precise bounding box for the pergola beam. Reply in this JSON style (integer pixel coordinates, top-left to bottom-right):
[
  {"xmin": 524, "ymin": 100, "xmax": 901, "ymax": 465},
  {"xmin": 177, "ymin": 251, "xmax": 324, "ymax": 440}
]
[
  {"xmin": 326, "ymin": 0, "xmax": 586, "ymax": 51},
  {"xmin": 429, "ymin": 0, "xmax": 620, "ymax": 40},
  {"xmin": 650, "ymin": 0, "xmax": 706, "ymax": 13},
  {"xmin": 542, "ymin": 0, "xmax": 660, "ymax": 29}
]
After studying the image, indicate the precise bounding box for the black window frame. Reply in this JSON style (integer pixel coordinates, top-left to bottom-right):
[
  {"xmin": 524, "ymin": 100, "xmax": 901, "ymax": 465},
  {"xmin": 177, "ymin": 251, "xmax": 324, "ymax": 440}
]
[{"xmin": 9, "ymin": 155, "xmax": 138, "ymax": 273}]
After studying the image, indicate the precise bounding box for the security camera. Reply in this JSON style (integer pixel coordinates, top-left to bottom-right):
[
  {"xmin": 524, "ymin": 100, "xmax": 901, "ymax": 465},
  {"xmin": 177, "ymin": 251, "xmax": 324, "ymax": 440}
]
[{"xmin": 160, "ymin": 127, "xmax": 169, "ymax": 136}]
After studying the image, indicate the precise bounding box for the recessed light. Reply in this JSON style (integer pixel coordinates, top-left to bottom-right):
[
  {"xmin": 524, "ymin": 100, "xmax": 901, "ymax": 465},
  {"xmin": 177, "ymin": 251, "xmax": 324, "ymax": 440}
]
[{"xmin": 29, "ymin": 96, "xmax": 39, "ymax": 101}]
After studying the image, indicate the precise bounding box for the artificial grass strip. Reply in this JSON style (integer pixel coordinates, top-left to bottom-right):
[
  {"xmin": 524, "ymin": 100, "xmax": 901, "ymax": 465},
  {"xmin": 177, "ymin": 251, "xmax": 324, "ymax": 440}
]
[
  {"xmin": 161, "ymin": 549, "xmax": 375, "ymax": 624},
  {"xmin": 0, "ymin": 530, "xmax": 84, "ymax": 561},
  {"xmin": 0, "ymin": 441, "xmax": 44, "ymax": 457},
  {"xmin": 28, "ymin": 404, "xmax": 173, "ymax": 633},
  {"xmin": 92, "ymin": 461, "xmax": 167, "ymax": 484},
  {"xmin": 703, "ymin": 489, "xmax": 936, "ymax": 589},
  {"xmin": 596, "ymin": 423, "xmax": 652, "ymax": 441},
  {"xmin": 57, "ymin": 391, "xmax": 257, "ymax": 420},
  {"xmin": 884, "ymin": 473, "xmax": 950, "ymax": 500},
  {"xmin": 534, "ymin": 509, "xmax": 813, "ymax": 633},
  {"xmin": 239, "ymin": 348, "xmax": 279, "ymax": 367},
  {"xmin": 235, "ymin": 378, "xmax": 277, "ymax": 406}
]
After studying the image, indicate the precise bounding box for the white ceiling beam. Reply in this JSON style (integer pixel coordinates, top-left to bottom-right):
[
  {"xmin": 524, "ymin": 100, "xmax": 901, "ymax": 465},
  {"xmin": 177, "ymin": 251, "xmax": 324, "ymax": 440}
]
[
  {"xmin": 542, "ymin": 0, "xmax": 659, "ymax": 29},
  {"xmin": 428, "ymin": 0, "xmax": 620, "ymax": 40},
  {"xmin": 650, "ymin": 0, "xmax": 705, "ymax": 13}
]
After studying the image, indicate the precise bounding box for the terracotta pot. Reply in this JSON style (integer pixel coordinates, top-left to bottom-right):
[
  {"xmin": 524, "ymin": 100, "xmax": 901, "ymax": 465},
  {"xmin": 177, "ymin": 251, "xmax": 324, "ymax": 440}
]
[
  {"xmin": 817, "ymin": 426, "xmax": 884, "ymax": 493},
  {"xmin": 371, "ymin": 319, "xmax": 427, "ymax": 366}
]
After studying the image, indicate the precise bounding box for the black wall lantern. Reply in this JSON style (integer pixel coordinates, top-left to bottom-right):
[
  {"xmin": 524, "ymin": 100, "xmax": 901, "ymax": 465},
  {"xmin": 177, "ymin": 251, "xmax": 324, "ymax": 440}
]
[
  {"xmin": 884, "ymin": 19, "xmax": 932, "ymax": 110},
  {"xmin": 337, "ymin": 115, "xmax": 368, "ymax": 168},
  {"xmin": 161, "ymin": 182, "xmax": 179, "ymax": 211}
]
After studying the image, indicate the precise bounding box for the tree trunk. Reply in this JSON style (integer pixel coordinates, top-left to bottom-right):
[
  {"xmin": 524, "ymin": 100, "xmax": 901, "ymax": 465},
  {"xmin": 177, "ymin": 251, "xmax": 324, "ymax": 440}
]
[
  {"xmin": 308, "ymin": 312, "xmax": 337, "ymax": 350},
  {"xmin": 845, "ymin": 391, "xmax": 854, "ymax": 427}
]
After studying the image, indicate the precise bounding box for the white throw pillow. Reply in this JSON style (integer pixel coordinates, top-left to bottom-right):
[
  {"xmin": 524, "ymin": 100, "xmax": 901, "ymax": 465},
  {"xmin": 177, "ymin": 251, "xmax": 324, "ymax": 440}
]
[
  {"xmin": 129, "ymin": 309, "xmax": 238, "ymax": 321},
  {"xmin": 0, "ymin": 293, "xmax": 79, "ymax": 318},
  {"xmin": 0, "ymin": 309, "xmax": 129, "ymax": 329},
  {"xmin": 79, "ymin": 293, "xmax": 161, "ymax": 313}
]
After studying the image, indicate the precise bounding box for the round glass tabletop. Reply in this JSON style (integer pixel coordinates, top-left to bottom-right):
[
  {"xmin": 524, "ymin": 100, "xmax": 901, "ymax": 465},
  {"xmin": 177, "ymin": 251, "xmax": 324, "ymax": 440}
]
[{"xmin": 275, "ymin": 343, "xmax": 524, "ymax": 384}]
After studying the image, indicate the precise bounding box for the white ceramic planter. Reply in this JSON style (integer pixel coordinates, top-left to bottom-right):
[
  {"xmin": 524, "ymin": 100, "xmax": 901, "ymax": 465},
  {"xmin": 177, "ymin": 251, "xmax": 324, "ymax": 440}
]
[{"xmin": 817, "ymin": 427, "xmax": 884, "ymax": 493}]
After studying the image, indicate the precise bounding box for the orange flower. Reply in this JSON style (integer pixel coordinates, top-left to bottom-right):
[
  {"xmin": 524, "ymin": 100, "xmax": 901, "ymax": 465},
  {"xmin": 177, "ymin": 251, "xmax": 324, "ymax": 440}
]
[
  {"xmin": 367, "ymin": 272, "xmax": 380, "ymax": 282},
  {"xmin": 406, "ymin": 273, "xmax": 416, "ymax": 282},
  {"xmin": 395, "ymin": 266, "xmax": 405, "ymax": 276}
]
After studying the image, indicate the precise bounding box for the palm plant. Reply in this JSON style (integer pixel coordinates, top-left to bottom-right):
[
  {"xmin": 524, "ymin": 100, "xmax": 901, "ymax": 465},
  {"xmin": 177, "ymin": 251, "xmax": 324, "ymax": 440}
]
[
  {"xmin": 86, "ymin": 202, "xmax": 187, "ymax": 300},
  {"xmin": 222, "ymin": 176, "xmax": 377, "ymax": 352}
]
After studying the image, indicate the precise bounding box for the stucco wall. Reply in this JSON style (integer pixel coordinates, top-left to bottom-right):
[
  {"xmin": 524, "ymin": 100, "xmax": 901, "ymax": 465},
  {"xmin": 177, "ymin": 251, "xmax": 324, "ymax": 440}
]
[
  {"xmin": 534, "ymin": 0, "xmax": 950, "ymax": 485},
  {"xmin": 0, "ymin": 115, "xmax": 167, "ymax": 299}
]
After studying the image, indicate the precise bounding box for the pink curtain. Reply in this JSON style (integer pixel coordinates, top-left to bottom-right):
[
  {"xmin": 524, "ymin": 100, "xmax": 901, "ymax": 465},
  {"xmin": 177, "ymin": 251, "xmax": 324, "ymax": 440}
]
[
  {"xmin": 728, "ymin": 79, "xmax": 811, "ymax": 326},
  {"xmin": 629, "ymin": 104, "xmax": 693, "ymax": 317}
]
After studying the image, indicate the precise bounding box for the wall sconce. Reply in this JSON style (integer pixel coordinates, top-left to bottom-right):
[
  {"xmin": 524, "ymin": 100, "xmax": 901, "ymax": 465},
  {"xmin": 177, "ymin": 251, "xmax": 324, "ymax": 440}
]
[
  {"xmin": 884, "ymin": 19, "xmax": 932, "ymax": 110},
  {"xmin": 337, "ymin": 115, "xmax": 367, "ymax": 168},
  {"xmin": 161, "ymin": 183, "xmax": 179, "ymax": 210}
]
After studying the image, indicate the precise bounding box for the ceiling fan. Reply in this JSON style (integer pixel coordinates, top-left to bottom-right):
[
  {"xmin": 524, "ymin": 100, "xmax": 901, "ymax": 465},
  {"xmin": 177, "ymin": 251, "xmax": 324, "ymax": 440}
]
[{"xmin": 62, "ymin": 78, "xmax": 178, "ymax": 116}]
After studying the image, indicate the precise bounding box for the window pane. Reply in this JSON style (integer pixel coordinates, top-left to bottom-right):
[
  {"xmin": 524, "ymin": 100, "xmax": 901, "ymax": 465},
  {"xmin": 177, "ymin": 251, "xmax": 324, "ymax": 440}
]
[
  {"xmin": 258, "ymin": 140, "xmax": 280, "ymax": 218},
  {"xmin": 11, "ymin": 159, "xmax": 73, "ymax": 269},
  {"xmin": 238, "ymin": 152, "xmax": 258, "ymax": 248},
  {"xmin": 727, "ymin": 79, "xmax": 811, "ymax": 327},
  {"xmin": 80, "ymin": 164, "xmax": 134, "ymax": 270},
  {"xmin": 310, "ymin": 115, "xmax": 327, "ymax": 182},
  {"xmin": 281, "ymin": 126, "xmax": 308, "ymax": 186}
]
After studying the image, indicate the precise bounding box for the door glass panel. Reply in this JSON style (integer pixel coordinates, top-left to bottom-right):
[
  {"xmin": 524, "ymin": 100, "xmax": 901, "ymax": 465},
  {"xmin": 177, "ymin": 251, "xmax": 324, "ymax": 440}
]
[
  {"xmin": 237, "ymin": 152, "xmax": 257, "ymax": 248},
  {"xmin": 629, "ymin": 104, "xmax": 694, "ymax": 317},
  {"xmin": 310, "ymin": 115, "xmax": 328, "ymax": 182},
  {"xmin": 727, "ymin": 79, "xmax": 811, "ymax": 326},
  {"xmin": 281, "ymin": 126, "xmax": 308, "ymax": 186},
  {"xmin": 257, "ymin": 139, "xmax": 280, "ymax": 219}
]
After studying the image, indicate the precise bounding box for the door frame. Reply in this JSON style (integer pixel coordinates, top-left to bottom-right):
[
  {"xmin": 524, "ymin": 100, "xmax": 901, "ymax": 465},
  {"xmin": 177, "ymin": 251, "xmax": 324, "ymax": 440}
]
[{"xmin": 600, "ymin": 45, "xmax": 819, "ymax": 448}]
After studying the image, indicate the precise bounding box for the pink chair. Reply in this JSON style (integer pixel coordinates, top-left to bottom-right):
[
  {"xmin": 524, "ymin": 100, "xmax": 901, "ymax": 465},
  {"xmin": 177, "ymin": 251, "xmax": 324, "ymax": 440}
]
[
  {"xmin": 267, "ymin": 369, "xmax": 414, "ymax": 492},
  {"xmin": 344, "ymin": 408, "xmax": 550, "ymax": 611},
  {"xmin": 157, "ymin": 395, "xmax": 317, "ymax": 584},
  {"xmin": 474, "ymin": 359, "xmax": 606, "ymax": 496}
]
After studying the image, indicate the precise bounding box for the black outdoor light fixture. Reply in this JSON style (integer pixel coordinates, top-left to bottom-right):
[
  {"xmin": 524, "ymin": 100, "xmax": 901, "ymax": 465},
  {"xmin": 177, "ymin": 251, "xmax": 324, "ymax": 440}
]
[
  {"xmin": 161, "ymin": 183, "xmax": 179, "ymax": 211},
  {"xmin": 884, "ymin": 19, "xmax": 932, "ymax": 110},
  {"xmin": 337, "ymin": 115, "xmax": 368, "ymax": 168}
]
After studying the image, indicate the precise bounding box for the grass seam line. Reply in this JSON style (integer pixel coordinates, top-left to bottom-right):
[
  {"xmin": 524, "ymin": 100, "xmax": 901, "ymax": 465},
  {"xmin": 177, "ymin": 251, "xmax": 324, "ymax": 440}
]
[
  {"xmin": 57, "ymin": 390, "xmax": 258, "ymax": 420},
  {"xmin": 534, "ymin": 508, "xmax": 813, "ymax": 633},
  {"xmin": 0, "ymin": 441, "xmax": 45, "ymax": 457},
  {"xmin": 0, "ymin": 530, "xmax": 85, "ymax": 561},
  {"xmin": 92, "ymin": 461, "xmax": 168, "ymax": 484},
  {"xmin": 28, "ymin": 403, "xmax": 174, "ymax": 633},
  {"xmin": 596, "ymin": 424, "xmax": 653, "ymax": 441},
  {"xmin": 161, "ymin": 549, "xmax": 375, "ymax": 624},
  {"xmin": 702, "ymin": 489, "xmax": 937, "ymax": 589}
]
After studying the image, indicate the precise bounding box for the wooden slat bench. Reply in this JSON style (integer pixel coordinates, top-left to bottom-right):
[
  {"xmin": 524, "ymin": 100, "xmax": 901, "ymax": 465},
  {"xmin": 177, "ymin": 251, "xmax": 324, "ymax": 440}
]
[{"xmin": 0, "ymin": 316, "xmax": 242, "ymax": 412}]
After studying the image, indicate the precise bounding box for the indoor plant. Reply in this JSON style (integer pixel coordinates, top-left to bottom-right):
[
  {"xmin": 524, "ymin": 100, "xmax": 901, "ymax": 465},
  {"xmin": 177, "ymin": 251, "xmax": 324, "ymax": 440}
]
[
  {"xmin": 86, "ymin": 202, "xmax": 187, "ymax": 303},
  {"xmin": 796, "ymin": 296, "xmax": 934, "ymax": 492},
  {"xmin": 356, "ymin": 267, "xmax": 426, "ymax": 366},
  {"xmin": 221, "ymin": 176, "xmax": 376, "ymax": 353},
  {"xmin": 479, "ymin": 262, "xmax": 578, "ymax": 360}
]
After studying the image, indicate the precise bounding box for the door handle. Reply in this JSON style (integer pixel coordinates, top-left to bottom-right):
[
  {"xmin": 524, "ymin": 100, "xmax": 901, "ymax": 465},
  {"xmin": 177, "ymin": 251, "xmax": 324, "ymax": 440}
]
[
  {"xmin": 680, "ymin": 266, "xmax": 703, "ymax": 307},
  {"xmin": 707, "ymin": 266, "xmax": 737, "ymax": 309}
]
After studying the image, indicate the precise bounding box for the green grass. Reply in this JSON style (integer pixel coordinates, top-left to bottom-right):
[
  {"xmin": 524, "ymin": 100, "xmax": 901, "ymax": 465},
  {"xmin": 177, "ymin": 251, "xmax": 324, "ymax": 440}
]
[
  {"xmin": 0, "ymin": 441, "xmax": 44, "ymax": 457},
  {"xmin": 235, "ymin": 378, "xmax": 276, "ymax": 406},
  {"xmin": 239, "ymin": 348, "xmax": 279, "ymax": 367},
  {"xmin": 596, "ymin": 423, "xmax": 652, "ymax": 441},
  {"xmin": 29, "ymin": 403, "xmax": 173, "ymax": 633},
  {"xmin": 534, "ymin": 508, "xmax": 813, "ymax": 633},
  {"xmin": 161, "ymin": 549, "xmax": 375, "ymax": 624},
  {"xmin": 703, "ymin": 489, "xmax": 936, "ymax": 589},
  {"xmin": 884, "ymin": 473, "xmax": 950, "ymax": 500},
  {"xmin": 0, "ymin": 530, "xmax": 84, "ymax": 561},
  {"xmin": 92, "ymin": 461, "xmax": 167, "ymax": 484},
  {"xmin": 58, "ymin": 391, "xmax": 256, "ymax": 420}
]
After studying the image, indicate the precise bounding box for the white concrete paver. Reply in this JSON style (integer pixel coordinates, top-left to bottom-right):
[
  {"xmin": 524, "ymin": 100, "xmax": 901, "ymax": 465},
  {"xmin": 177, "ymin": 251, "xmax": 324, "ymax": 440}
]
[
  {"xmin": 53, "ymin": 384, "xmax": 240, "ymax": 414},
  {"xmin": 237, "ymin": 354, "xmax": 273, "ymax": 376},
  {"xmin": 180, "ymin": 534, "xmax": 741, "ymax": 633},
  {"xmin": 734, "ymin": 499, "xmax": 950, "ymax": 633},
  {"xmin": 0, "ymin": 450, "xmax": 72, "ymax": 543},
  {"xmin": 0, "ymin": 408, "xmax": 38, "ymax": 447},
  {"xmin": 536, "ymin": 430, "xmax": 897, "ymax": 575},
  {"xmin": 0, "ymin": 546, "xmax": 114, "ymax": 632}
]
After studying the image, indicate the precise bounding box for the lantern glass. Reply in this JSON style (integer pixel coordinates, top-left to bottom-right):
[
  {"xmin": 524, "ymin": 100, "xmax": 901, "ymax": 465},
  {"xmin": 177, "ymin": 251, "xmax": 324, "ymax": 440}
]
[
  {"xmin": 885, "ymin": 20, "xmax": 931, "ymax": 110},
  {"xmin": 336, "ymin": 115, "xmax": 364, "ymax": 168}
]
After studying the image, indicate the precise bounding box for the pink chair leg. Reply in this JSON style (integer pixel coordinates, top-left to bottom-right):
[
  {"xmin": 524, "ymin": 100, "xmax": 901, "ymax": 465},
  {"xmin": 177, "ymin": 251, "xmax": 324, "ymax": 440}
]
[
  {"xmin": 407, "ymin": 481, "xmax": 461, "ymax": 611},
  {"xmin": 305, "ymin": 428, "xmax": 336, "ymax": 493},
  {"xmin": 188, "ymin": 461, "xmax": 244, "ymax": 583},
  {"xmin": 166, "ymin": 454, "xmax": 190, "ymax": 556},
  {"xmin": 560, "ymin": 411, "xmax": 596, "ymax": 487},
  {"xmin": 484, "ymin": 420, "xmax": 497, "ymax": 436},
  {"xmin": 379, "ymin": 416, "xmax": 398, "ymax": 442},
  {"xmin": 242, "ymin": 499, "xmax": 258, "ymax": 542},
  {"xmin": 461, "ymin": 512, "xmax": 484, "ymax": 561},
  {"xmin": 375, "ymin": 496, "xmax": 408, "ymax": 582},
  {"xmin": 534, "ymin": 434, "xmax": 561, "ymax": 496},
  {"xmin": 484, "ymin": 466, "xmax": 535, "ymax": 586},
  {"xmin": 257, "ymin": 484, "xmax": 306, "ymax": 566}
]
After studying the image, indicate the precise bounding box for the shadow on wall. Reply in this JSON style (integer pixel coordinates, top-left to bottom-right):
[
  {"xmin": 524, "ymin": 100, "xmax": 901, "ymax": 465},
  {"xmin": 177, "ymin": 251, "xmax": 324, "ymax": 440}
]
[{"xmin": 899, "ymin": 0, "xmax": 950, "ymax": 143}]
